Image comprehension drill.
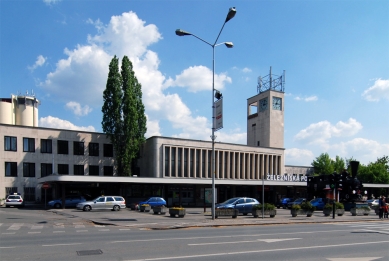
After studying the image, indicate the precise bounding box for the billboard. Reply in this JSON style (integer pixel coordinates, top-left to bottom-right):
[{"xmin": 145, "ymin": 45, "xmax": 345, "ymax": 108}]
[{"xmin": 214, "ymin": 99, "xmax": 223, "ymax": 131}]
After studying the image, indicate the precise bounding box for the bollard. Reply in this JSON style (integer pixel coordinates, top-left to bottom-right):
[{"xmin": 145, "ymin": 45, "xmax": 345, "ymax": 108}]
[{"xmin": 332, "ymin": 201, "xmax": 335, "ymax": 219}]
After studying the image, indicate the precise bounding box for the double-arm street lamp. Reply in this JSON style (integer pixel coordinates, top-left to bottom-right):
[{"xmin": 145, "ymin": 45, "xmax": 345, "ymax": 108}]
[{"xmin": 176, "ymin": 7, "xmax": 236, "ymax": 220}]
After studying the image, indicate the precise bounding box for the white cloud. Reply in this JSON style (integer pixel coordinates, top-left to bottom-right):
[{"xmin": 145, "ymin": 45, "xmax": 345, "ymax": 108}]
[
  {"xmin": 285, "ymin": 148, "xmax": 315, "ymax": 166},
  {"xmin": 39, "ymin": 116, "xmax": 95, "ymax": 132},
  {"xmin": 362, "ymin": 78, "xmax": 389, "ymax": 101},
  {"xmin": 28, "ymin": 55, "xmax": 46, "ymax": 71},
  {"xmin": 294, "ymin": 118, "xmax": 363, "ymax": 145},
  {"xmin": 145, "ymin": 115, "xmax": 161, "ymax": 137},
  {"xmin": 294, "ymin": 95, "xmax": 318, "ymax": 102},
  {"xmin": 164, "ymin": 66, "xmax": 232, "ymax": 93},
  {"xmin": 65, "ymin": 101, "xmax": 92, "ymax": 116},
  {"xmin": 242, "ymin": 67, "xmax": 252, "ymax": 73},
  {"xmin": 43, "ymin": 0, "xmax": 61, "ymax": 5},
  {"xmin": 40, "ymin": 11, "xmax": 228, "ymax": 140}
]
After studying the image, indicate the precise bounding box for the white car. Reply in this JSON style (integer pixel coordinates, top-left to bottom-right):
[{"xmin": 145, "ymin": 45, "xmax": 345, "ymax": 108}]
[
  {"xmin": 5, "ymin": 193, "xmax": 24, "ymax": 208},
  {"xmin": 76, "ymin": 196, "xmax": 126, "ymax": 211},
  {"xmin": 366, "ymin": 199, "xmax": 379, "ymax": 207}
]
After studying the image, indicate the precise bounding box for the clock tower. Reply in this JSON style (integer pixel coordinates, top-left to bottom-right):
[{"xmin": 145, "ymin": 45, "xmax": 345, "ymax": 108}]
[{"xmin": 247, "ymin": 67, "xmax": 285, "ymax": 148}]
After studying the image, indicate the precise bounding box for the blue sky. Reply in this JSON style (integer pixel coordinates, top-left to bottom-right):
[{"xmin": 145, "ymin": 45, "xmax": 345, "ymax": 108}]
[{"xmin": 1, "ymin": 0, "xmax": 388, "ymax": 166}]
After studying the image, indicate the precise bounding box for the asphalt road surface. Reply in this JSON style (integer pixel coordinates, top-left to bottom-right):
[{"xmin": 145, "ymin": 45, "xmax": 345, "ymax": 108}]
[{"xmin": 1, "ymin": 208, "xmax": 388, "ymax": 261}]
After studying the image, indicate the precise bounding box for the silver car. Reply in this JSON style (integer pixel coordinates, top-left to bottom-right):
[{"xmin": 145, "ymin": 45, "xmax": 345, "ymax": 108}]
[
  {"xmin": 76, "ymin": 196, "xmax": 126, "ymax": 211},
  {"xmin": 5, "ymin": 193, "xmax": 24, "ymax": 208}
]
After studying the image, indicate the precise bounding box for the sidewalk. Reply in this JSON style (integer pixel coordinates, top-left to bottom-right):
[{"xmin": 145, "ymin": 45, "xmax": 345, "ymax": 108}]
[{"xmin": 47, "ymin": 207, "xmax": 385, "ymax": 230}]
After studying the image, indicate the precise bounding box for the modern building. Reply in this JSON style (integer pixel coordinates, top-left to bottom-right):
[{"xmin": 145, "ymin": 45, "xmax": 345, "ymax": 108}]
[{"xmin": 1, "ymin": 72, "xmax": 315, "ymax": 206}]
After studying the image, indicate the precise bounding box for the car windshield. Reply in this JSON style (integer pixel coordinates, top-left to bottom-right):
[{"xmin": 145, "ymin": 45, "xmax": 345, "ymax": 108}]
[
  {"xmin": 220, "ymin": 198, "xmax": 239, "ymax": 205},
  {"xmin": 310, "ymin": 199, "xmax": 320, "ymax": 203},
  {"xmin": 294, "ymin": 198, "xmax": 304, "ymax": 203}
]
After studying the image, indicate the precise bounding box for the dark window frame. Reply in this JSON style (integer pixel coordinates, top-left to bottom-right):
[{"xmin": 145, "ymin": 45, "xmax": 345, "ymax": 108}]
[
  {"xmin": 89, "ymin": 142, "xmax": 99, "ymax": 156},
  {"xmin": 41, "ymin": 139, "xmax": 52, "ymax": 153},
  {"xmin": 41, "ymin": 163, "xmax": 53, "ymax": 177},
  {"xmin": 23, "ymin": 137, "xmax": 35, "ymax": 152},
  {"xmin": 103, "ymin": 144, "xmax": 113, "ymax": 157},
  {"xmin": 23, "ymin": 162, "xmax": 35, "ymax": 177},
  {"xmin": 89, "ymin": 165, "xmax": 99, "ymax": 176},
  {"xmin": 4, "ymin": 136, "xmax": 17, "ymax": 151},
  {"xmin": 58, "ymin": 164, "xmax": 69, "ymax": 175},
  {"xmin": 5, "ymin": 162, "xmax": 17, "ymax": 177},
  {"xmin": 74, "ymin": 165, "xmax": 84, "ymax": 176},
  {"xmin": 73, "ymin": 141, "xmax": 84, "ymax": 156},
  {"xmin": 57, "ymin": 140, "xmax": 69, "ymax": 155},
  {"xmin": 104, "ymin": 166, "xmax": 114, "ymax": 176}
]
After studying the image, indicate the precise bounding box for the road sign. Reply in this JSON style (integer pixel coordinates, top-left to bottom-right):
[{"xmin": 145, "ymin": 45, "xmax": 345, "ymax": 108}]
[{"xmin": 42, "ymin": 183, "xmax": 50, "ymax": 190}]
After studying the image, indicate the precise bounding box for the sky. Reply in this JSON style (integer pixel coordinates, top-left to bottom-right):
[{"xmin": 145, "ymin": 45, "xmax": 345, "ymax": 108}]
[{"xmin": 1, "ymin": 0, "xmax": 388, "ymax": 167}]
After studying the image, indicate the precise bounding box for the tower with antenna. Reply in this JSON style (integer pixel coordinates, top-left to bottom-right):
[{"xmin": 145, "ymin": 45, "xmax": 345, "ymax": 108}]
[{"xmin": 247, "ymin": 66, "xmax": 285, "ymax": 148}]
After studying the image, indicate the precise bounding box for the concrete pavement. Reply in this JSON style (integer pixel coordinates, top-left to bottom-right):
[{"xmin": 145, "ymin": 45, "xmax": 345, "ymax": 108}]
[{"xmin": 46, "ymin": 207, "xmax": 386, "ymax": 230}]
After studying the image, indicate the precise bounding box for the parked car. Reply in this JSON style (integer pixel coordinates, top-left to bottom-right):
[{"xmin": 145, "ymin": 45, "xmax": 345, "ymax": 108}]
[
  {"xmin": 5, "ymin": 193, "xmax": 24, "ymax": 208},
  {"xmin": 310, "ymin": 198, "xmax": 326, "ymax": 210},
  {"xmin": 76, "ymin": 196, "xmax": 126, "ymax": 211},
  {"xmin": 366, "ymin": 199, "xmax": 379, "ymax": 207},
  {"xmin": 287, "ymin": 198, "xmax": 306, "ymax": 209},
  {"xmin": 277, "ymin": 197, "xmax": 293, "ymax": 209},
  {"xmin": 216, "ymin": 197, "xmax": 259, "ymax": 215},
  {"xmin": 138, "ymin": 197, "xmax": 166, "ymax": 208},
  {"xmin": 48, "ymin": 195, "xmax": 86, "ymax": 208}
]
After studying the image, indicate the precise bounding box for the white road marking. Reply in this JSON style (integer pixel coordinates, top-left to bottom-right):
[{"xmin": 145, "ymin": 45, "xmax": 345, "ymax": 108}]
[
  {"xmin": 95, "ymin": 225, "xmax": 105, "ymax": 227},
  {"xmin": 53, "ymin": 231, "xmax": 65, "ymax": 233},
  {"xmin": 54, "ymin": 223, "xmax": 64, "ymax": 228},
  {"xmin": 31, "ymin": 225, "xmax": 44, "ymax": 230},
  {"xmin": 189, "ymin": 238, "xmax": 301, "ymax": 246},
  {"xmin": 2, "ymin": 232, "xmax": 15, "ymax": 235},
  {"xmin": 7, "ymin": 223, "xmax": 23, "ymax": 230},
  {"xmin": 120, "ymin": 229, "xmax": 131, "ymax": 231},
  {"xmin": 42, "ymin": 243, "xmax": 82, "ymax": 247},
  {"xmin": 28, "ymin": 232, "xmax": 41, "ymax": 234},
  {"xmin": 327, "ymin": 258, "xmax": 381, "ymax": 261},
  {"xmin": 99, "ymin": 229, "xmax": 110, "ymax": 231},
  {"xmin": 0, "ymin": 246, "xmax": 15, "ymax": 249},
  {"xmin": 76, "ymin": 230, "xmax": 88, "ymax": 232},
  {"xmin": 123, "ymin": 240, "xmax": 389, "ymax": 261}
]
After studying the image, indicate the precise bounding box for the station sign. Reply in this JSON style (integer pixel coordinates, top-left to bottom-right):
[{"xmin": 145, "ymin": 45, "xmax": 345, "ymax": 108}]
[{"xmin": 266, "ymin": 174, "xmax": 307, "ymax": 182}]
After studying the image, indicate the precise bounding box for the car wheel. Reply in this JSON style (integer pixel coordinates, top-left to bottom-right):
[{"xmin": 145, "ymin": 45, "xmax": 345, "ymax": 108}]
[
  {"xmin": 243, "ymin": 213, "xmax": 248, "ymax": 216},
  {"xmin": 54, "ymin": 203, "xmax": 61, "ymax": 209},
  {"xmin": 6, "ymin": 205, "xmax": 10, "ymax": 208},
  {"xmin": 113, "ymin": 205, "xmax": 120, "ymax": 211},
  {"xmin": 83, "ymin": 205, "xmax": 91, "ymax": 212}
]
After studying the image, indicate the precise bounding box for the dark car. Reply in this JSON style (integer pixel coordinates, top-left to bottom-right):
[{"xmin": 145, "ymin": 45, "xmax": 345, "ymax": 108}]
[
  {"xmin": 48, "ymin": 195, "xmax": 86, "ymax": 208},
  {"xmin": 277, "ymin": 198, "xmax": 293, "ymax": 209},
  {"xmin": 138, "ymin": 197, "xmax": 167, "ymax": 208},
  {"xmin": 216, "ymin": 197, "xmax": 259, "ymax": 215},
  {"xmin": 287, "ymin": 198, "xmax": 306, "ymax": 209}
]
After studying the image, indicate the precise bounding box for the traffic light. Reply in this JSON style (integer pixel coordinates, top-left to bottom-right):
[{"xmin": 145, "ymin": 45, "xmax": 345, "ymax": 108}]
[
  {"xmin": 329, "ymin": 174, "xmax": 335, "ymax": 189},
  {"xmin": 334, "ymin": 173, "xmax": 342, "ymax": 190}
]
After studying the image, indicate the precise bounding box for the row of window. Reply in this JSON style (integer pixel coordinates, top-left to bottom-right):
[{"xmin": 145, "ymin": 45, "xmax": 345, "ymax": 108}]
[
  {"xmin": 4, "ymin": 136, "xmax": 113, "ymax": 157},
  {"xmin": 4, "ymin": 162, "xmax": 114, "ymax": 177}
]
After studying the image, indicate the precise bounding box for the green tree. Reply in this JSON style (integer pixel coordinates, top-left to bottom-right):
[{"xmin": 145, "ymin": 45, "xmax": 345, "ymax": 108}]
[
  {"xmin": 333, "ymin": 155, "xmax": 345, "ymax": 174},
  {"xmin": 358, "ymin": 156, "xmax": 389, "ymax": 184},
  {"xmin": 311, "ymin": 153, "xmax": 334, "ymax": 175},
  {"xmin": 102, "ymin": 55, "xmax": 147, "ymax": 176}
]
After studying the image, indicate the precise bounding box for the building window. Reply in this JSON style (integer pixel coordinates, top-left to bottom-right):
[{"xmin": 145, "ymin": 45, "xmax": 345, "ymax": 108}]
[
  {"xmin": 104, "ymin": 166, "xmax": 113, "ymax": 176},
  {"xmin": 23, "ymin": 163, "xmax": 35, "ymax": 177},
  {"xmin": 23, "ymin": 137, "xmax": 35, "ymax": 152},
  {"xmin": 24, "ymin": 187, "xmax": 35, "ymax": 201},
  {"xmin": 5, "ymin": 187, "xmax": 17, "ymax": 196},
  {"xmin": 41, "ymin": 139, "xmax": 52, "ymax": 153},
  {"xmin": 103, "ymin": 144, "xmax": 113, "ymax": 157},
  {"xmin": 4, "ymin": 136, "xmax": 17, "ymax": 151},
  {"xmin": 57, "ymin": 140, "xmax": 68, "ymax": 154},
  {"xmin": 58, "ymin": 164, "xmax": 69, "ymax": 175},
  {"xmin": 73, "ymin": 141, "xmax": 84, "ymax": 155},
  {"xmin": 89, "ymin": 143, "xmax": 99, "ymax": 156},
  {"xmin": 41, "ymin": 163, "xmax": 53, "ymax": 177},
  {"xmin": 74, "ymin": 165, "xmax": 84, "ymax": 175},
  {"xmin": 5, "ymin": 162, "xmax": 17, "ymax": 177},
  {"xmin": 89, "ymin": 165, "xmax": 99, "ymax": 176}
]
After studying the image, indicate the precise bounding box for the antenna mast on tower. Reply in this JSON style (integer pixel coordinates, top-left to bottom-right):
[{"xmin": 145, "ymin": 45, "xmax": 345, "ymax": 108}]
[{"xmin": 257, "ymin": 66, "xmax": 285, "ymax": 93}]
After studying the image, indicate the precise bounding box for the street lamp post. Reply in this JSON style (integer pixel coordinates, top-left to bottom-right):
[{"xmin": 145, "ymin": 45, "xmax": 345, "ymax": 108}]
[{"xmin": 176, "ymin": 7, "xmax": 236, "ymax": 220}]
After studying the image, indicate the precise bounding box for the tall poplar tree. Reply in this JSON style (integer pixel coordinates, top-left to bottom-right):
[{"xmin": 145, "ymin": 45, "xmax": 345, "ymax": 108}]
[{"xmin": 102, "ymin": 55, "xmax": 147, "ymax": 176}]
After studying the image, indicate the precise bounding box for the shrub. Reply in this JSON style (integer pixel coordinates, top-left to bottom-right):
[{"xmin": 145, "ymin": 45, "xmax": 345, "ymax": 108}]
[
  {"xmin": 335, "ymin": 202, "xmax": 344, "ymax": 209},
  {"xmin": 324, "ymin": 203, "xmax": 333, "ymax": 210},
  {"xmin": 300, "ymin": 202, "xmax": 315, "ymax": 211},
  {"xmin": 170, "ymin": 206, "xmax": 185, "ymax": 210},
  {"xmin": 252, "ymin": 203, "xmax": 276, "ymax": 211},
  {"xmin": 291, "ymin": 204, "xmax": 301, "ymax": 210}
]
